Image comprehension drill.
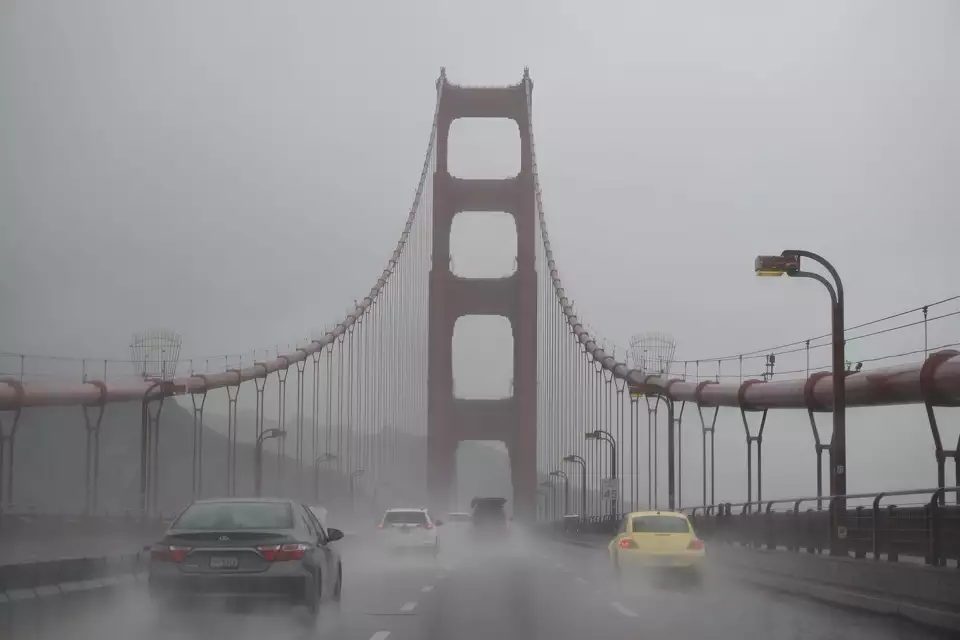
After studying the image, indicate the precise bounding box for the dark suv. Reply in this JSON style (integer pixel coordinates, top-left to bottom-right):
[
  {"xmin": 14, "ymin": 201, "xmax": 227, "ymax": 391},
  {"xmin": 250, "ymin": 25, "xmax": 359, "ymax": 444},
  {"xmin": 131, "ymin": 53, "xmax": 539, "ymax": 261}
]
[{"xmin": 470, "ymin": 497, "xmax": 508, "ymax": 538}]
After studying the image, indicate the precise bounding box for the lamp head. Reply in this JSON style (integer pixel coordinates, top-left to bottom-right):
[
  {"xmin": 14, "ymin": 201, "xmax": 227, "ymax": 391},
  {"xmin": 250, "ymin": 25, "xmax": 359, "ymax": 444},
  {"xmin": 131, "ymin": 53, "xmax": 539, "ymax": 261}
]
[{"xmin": 755, "ymin": 253, "xmax": 800, "ymax": 277}]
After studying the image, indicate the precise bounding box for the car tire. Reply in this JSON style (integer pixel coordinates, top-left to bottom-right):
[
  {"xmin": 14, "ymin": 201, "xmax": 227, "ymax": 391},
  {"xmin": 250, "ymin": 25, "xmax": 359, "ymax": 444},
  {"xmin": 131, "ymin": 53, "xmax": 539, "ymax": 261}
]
[
  {"xmin": 303, "ymin": 571, "xmax": 322, "ymax": 619},
  {"xmin": 333, "ymin": 564, "xmax": 343, "ymax": 603}
]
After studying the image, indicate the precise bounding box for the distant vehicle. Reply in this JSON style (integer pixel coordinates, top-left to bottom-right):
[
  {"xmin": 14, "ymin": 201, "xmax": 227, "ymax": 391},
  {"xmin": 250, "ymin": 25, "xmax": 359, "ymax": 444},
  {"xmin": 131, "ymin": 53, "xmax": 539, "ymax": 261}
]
[
  {"xmin": 378, "ymin": 507, "xmax": 442, "ymax": 556},
  {"xmin": 148, "ymin": 498, "xmax": 344, "ymax": 620},
  {"xmin": 470, "ymin": 497, "xmax": 508, "ymax": 538},
  {"xmin": 607, "ymin": 510, "xmax": 704, "ymax": 585},
  {"xmin": 445, "ymin": 512, "xmax": 472, "ymax": 527}
]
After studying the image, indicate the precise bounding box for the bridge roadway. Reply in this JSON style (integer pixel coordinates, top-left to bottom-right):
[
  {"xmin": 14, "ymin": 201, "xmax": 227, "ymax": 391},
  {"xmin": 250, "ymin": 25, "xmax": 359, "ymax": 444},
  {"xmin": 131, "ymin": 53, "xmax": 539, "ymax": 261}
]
[{"xmin": 3, "ymin": 529, "xmax": 947, "ymax": 640}]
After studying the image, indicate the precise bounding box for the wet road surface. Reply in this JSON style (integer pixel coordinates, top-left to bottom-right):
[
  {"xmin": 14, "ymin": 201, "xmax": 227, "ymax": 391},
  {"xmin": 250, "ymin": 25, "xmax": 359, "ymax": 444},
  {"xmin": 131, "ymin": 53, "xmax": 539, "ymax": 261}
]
[{"xmin": 3, "ymin": 530, "xmax": 948, "ymax": 640}]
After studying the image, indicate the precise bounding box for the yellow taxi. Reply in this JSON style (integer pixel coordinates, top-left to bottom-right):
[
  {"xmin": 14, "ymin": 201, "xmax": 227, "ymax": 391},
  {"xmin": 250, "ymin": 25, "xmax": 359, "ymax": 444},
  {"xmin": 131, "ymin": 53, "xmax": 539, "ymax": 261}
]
[{"xmin": 608, "ymin": 510, "xmax": 705, "ymax": 582}]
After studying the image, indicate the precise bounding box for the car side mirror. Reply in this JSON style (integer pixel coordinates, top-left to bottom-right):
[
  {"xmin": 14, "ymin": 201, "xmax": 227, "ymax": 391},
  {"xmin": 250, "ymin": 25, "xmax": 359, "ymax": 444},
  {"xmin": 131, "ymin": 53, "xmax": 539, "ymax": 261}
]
[
  {"xmin": 434, "ymin": 519, "xmax": 444, "ymax": 526},
  {"xmin": 327, "ymin": 528, "xmax": 344, "ymax": 542}
]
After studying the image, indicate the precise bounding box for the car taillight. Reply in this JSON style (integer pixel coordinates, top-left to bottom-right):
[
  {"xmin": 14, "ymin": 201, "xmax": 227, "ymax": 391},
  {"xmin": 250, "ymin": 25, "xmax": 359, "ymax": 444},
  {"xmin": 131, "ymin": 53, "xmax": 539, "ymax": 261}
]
[
  {"xmin": 422, "ymin": 523, "xmax": 433, "ymax": 530},
  {"xmin": 619, "ymin": 538, "xmax": 637, "ymax": 549},
  {"xmin": 687, "ymin": 539, "xmax": 704, "ymax": 550},
  {"xmin": 257, "ymin": 543, "xmax": 309, "ymax": 561},
  {"xmin": 151, "ymin": 545, "xmax": 191, "ymax": 563}
]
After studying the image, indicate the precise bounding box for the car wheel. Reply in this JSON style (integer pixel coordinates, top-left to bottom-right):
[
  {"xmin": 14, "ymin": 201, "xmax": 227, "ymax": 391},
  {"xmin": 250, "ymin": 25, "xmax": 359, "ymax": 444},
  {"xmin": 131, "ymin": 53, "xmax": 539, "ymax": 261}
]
[
  {"xmin": 303, "ymin": 571, "xmax": 322, "ymax": 619},
  {"xmin": 333, "ymin": 564, "xmax": 343, "ymax": 602}
]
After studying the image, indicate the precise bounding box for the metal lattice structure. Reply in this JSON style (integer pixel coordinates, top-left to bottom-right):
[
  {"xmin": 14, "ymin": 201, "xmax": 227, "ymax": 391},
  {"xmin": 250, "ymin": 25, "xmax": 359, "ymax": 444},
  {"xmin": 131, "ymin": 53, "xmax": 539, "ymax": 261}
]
[
  {"xmin": 628, "ymin": 332, "xmax": 677, "ymax": 378},
  {"xmin": 130, "ymin": 330, "xmax": 182, "ymax": 380}
]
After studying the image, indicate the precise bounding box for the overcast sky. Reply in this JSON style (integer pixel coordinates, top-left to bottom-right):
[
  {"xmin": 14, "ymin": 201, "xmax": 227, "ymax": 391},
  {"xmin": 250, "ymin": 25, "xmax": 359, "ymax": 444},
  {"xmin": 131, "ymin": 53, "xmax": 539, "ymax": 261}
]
[{"xmin": 2, "ymin": 0, "xmax": 958, "ymax": 500}]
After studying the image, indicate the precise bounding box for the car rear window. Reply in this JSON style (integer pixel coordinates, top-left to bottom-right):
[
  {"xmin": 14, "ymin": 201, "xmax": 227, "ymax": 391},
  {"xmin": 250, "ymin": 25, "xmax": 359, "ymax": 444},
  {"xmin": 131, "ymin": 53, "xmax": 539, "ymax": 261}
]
[
  {"xmin": 446, "ymin": 513, "xmax": 471, "ymax": 523},
  {"xmin": 173, "ymin": 502, "xmax": 294, "ymax": 530},
  {"xmin": 631, "ymin": 515, "xmax": 691, "ymax": 533},
  {"xmin": 383, "ymin": 511, "xmax": 428, "ymax": 524}
]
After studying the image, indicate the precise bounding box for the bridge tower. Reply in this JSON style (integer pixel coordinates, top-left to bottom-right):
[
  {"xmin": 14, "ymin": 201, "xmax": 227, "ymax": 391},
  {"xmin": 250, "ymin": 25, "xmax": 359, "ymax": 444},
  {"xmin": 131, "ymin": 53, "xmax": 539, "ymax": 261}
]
[{"xmin": 428, "ymin": 71, "xmax": 538, "ymax": 520}]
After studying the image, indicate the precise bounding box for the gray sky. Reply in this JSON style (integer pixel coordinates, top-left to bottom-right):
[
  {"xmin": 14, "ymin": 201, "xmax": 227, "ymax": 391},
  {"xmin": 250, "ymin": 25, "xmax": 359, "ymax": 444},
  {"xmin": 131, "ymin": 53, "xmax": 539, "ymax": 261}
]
[{"xmin": 2, "ymin": 0, "xmax": 959, "ymax": 500}]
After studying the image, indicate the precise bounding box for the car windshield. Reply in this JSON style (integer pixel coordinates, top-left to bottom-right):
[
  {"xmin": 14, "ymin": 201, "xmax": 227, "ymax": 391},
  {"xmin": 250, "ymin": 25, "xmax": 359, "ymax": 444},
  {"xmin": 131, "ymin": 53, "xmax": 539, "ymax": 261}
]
[
  {"xmin": 384, "ymin": 511, "xmax": 428, "ymax": 524},
  {"xmin": 173, "ymin": 502, "xmax": 294, "ymax": 530},
  {"xmin": 447, "ymin": 513, "xmax": 471, "ymax": 523},
  {"xmin": 631, "ymin": 515, "xmax": 691, "ymax": 534}
]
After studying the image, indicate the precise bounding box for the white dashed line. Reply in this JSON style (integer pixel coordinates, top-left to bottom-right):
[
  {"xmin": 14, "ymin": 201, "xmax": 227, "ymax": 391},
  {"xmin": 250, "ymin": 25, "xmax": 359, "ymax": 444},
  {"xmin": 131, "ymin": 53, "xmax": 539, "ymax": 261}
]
[
  {"xmin": 400, "ymin": 601, "xmax": 418, "ymax": 612},
  {"xmin": 576, "ymin": 577, "xmax": 588, "ymax": 585},
  {"xmin": 612, "ymin": 602, "xmax": 638, "ymax": 618},
  {"xmin": 369, "ymin": 633, "xmax": 391, "ymax": 640},
  {"xmin": 421, "ymin": 585, "xmax": 434, "ymax": 592}
]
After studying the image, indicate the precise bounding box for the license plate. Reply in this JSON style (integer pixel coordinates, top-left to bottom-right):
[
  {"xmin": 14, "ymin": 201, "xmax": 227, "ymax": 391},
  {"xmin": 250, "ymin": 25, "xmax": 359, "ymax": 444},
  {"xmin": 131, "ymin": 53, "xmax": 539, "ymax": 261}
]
[{"xmin": 209, "ymin": 556, "xmax": 238, "ymax": 569}]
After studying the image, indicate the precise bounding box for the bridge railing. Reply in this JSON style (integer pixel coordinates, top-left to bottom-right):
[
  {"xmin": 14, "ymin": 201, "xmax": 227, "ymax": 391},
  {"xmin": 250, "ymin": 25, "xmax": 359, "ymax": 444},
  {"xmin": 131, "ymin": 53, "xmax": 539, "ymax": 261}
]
[
  {"xmin": 682, "ymin": 487, "xmax": 960, "ymax": 567},
  {"xmin": 545, "ymin": 487, "xmax": 960, "ymax": 567}
]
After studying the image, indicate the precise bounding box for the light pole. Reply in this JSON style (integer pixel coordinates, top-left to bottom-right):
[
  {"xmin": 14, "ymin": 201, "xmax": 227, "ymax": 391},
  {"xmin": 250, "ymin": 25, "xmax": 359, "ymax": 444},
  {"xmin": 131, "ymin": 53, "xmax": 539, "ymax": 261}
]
[
  {"xmin": 349, "ymin": 469, "xmax": 365, "ymax": 512},
  {"xmin": 255, "ymin": 428, "xmax": 286, "ymax": 497},
  {"xmin": 756, "ymin": 249, "xmax": 846, "ymax": 555},
  {"xmin": 549, "ymin": 470, "xmax": 570, "ymax": 517},
  {"xmin": 314, "ymin": 453, "xmax": 337, "ymax": 502},
  {"xmin": 539, "ymin": 480, "xmax": 556, "ymax": 523},
  {"xmin": 586, "ymin": 430, "xmax": 618, "ymax": 520},
  {"xmin": 563, "ymin": 454, "xmax": 587, "ymax": 520}
]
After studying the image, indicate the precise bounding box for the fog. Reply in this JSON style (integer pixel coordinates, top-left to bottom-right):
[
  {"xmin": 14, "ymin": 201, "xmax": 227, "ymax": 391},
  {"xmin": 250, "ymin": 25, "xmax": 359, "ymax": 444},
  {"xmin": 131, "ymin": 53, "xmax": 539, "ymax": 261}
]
[{"xmin": 2, "ymin": 0, "xmax": 959, "ymax": 551}]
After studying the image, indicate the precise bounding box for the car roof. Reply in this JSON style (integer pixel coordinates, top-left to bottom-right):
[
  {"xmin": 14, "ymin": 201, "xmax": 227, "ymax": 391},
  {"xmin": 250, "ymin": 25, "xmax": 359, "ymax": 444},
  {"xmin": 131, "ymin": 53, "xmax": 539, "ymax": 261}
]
[
  {"xmin": 190, "ymin": 497, "xmax": 297, "ymax": 505},
  {"xmin": 628, "ymin": 510, "xmax": 688, "ymax": 519}
]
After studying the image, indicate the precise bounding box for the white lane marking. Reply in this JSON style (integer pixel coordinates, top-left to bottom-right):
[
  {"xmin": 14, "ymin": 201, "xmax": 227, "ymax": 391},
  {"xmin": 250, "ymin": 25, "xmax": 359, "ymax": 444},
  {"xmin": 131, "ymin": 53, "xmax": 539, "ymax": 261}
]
[
  {"xmin": 554, "ymin": 562, "xmax": 565, "ymax": 569},
  {"xmin": 421, "ymin": 585, "xmax": 434, "ymax": 592},
  {"xmin": 370, "ymin": 633, "xmax": 390, "ymax": 640},
  {"xmin": 612, "ymin": 602, "xmax": 638, "ymax": 618},
  {"xmin": 576, "ymin": 577, "xmax": 588, "ymax": 585},
  {"xmin": 400, "ymin": 601, "xmax": 418, "ymax": 612}
]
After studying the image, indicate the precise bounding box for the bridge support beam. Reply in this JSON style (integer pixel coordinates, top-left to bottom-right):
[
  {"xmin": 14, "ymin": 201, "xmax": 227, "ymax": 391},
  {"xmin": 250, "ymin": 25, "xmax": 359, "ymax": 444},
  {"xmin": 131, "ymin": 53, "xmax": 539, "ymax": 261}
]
[{"xmin": 428, "ymin": 74, "xmax": 538, "ymax": 520}]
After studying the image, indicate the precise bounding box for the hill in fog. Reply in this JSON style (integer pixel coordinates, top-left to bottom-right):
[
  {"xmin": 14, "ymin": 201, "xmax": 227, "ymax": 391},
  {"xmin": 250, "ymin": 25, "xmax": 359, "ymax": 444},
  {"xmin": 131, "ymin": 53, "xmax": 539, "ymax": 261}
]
[{"xmin": 10, "ymin": 401, "xmax": 427, "ymax": 517}]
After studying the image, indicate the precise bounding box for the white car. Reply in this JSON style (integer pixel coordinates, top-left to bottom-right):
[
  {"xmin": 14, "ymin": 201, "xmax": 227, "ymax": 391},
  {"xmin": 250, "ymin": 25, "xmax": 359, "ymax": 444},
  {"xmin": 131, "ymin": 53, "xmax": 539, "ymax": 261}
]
[
  {"xmin": 445, "ymin": 512, "xmax": 472, "ymax": 528},
  {"xmin": 378, "ymin": 508, "xmax": 442, "ymax": 556}
]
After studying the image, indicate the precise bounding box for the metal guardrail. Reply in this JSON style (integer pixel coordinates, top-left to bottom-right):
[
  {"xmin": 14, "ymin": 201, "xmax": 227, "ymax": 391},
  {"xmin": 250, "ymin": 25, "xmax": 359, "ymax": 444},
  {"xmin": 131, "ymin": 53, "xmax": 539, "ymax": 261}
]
[
  {"xmin": 682, "ymin": 487, "xmax": 960, "ymax": 567},
  {"xmin": 544, "ymin": 487, "xmax": 960, "ymax": 568}
]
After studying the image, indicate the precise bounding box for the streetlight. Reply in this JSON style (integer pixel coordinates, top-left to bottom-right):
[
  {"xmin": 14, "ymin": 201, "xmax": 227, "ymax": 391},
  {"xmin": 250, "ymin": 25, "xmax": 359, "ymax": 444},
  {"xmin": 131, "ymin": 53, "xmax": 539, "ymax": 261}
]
[
  {"xmin": 562, "ymin": 454, "xmax": 587, "ymax": 520},
  {"xmin": 316, "ymin": 453, "xmax": 337, "ymax": 465},
  {"xmin": 549, "ymin": 470, "xmax": 570, "ymax": 517},
  {"xmin": 756, "ymin": 249, "xmax": 846, "ymax": 555},
  {"xmin": 586, "ymin": 430, "xmax": 618, "ymax": 520},
  {"xmin": 314, "ymin": 453, "xmax": 337, "ymax": 502},
  {"xmin": 349, "ymin": 469, "xmax": 365, "ymax": 512},
  {"xmin": 255, "ymin": 428, "xmax": 286, "ymax": 497},
  {"xmin": 539, "ymin": 480, "xmax": 556, "ymax": 523}
]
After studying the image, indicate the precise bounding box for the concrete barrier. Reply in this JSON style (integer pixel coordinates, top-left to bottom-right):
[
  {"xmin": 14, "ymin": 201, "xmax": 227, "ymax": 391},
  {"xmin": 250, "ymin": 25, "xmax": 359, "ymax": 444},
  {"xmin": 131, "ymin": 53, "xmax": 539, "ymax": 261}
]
[{"xmin": 0, "ymin": 553, "xmax": 146, "ymax": 605}]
